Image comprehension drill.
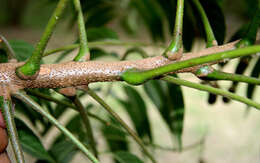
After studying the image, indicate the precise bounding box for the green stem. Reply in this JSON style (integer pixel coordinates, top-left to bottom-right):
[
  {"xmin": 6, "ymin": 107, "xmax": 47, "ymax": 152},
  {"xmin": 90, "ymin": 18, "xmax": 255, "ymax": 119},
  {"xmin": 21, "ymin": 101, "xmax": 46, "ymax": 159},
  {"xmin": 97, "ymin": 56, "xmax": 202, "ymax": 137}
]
[
  {"xmin": 70, "ymin": 96, "xmax": 98, "ymax": 158},
  {"xmin": 162, "ymin": 76, "xmax": 260, "ymax": 110},
  {"xmin": 16, "ymin": 0, "xmax": 68, "ymax": 78},
  {"xmin": 86, "ymin": 89, "xmax": 156, "ymax": 163},
  {"xmin": 121, "ymin": 45, "xmax": 260, "ymax": 85},
  {"xmin": 0, "ymin": 35, "xmax": 17, "ymax": 59},
  {"xmin": 0, "ymin": 97, "xmax": 25, "ymax": 163},
  {"xmin": 191, "ymin": 0, "xmax": 217, "ymax": 47},
  {"xmin": 12, "ymin": 91, "xmax": 99, "ymax": 163},
  {"xmin": 26, "ymin": 89, "xmax": 123, "ymax": 135},
  {"xmin": 44, "ymin": 44, "xmax": 79, "ymax": 57},
  {"xmin": 73, "ymin": 0, "xmax": 90, "ymax": 62},
  {"xmin": 195, "ymin": 66, "xmax": 260, "ymax": 85},
  {"xmin": 43, "ymin": 41, "xmax": 165, "ymax": 57},
  {"xmin": 164, "ymin": 0, "xmax": 184, "ymax": 58},
  {"xmin": 27, "ymin": 89, "xmax": 75, "ymax": 108}
]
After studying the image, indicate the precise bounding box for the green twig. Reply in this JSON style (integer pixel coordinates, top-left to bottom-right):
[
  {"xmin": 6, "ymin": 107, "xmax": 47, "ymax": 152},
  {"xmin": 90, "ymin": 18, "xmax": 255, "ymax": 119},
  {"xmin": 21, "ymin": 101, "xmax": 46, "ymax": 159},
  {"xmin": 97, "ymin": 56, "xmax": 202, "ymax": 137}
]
[
  {"xmin": 44, "ymin": 44, "xmax": 79, "ymax": 57},
  {"xmin": 191, "ymin": 0, "xmax": 217, "ymax": 47},
  {"xmin": 73, "ymin": 0, "xmax": 90, "ymax": 62},
  {"xmin": 164, "ymin": 0, "xmax": 184, "ymax": 59},
  {"xmin": 16, "ymin": 0, "xmax": 69, "ymax": 79},
  {"xmin": 121, "ymin": 44, "xmax": 260, "ymax": 85},
  {"xmin": 26, "ymin": 89, "xmax": 123, "ymax": 135},
  {"xmin": 70, "ymin": 96, "xmax": 98, "ymax": 158},
  {"xmin": 195, "ymin": 65, "xmax": 260, "ymax": 85},
  {"xmin": 86, "ymin": 89, "xmax": 156, "ymax": 163},
  {"xmin": 0, "ymin": 96, "xmax": 25, "ymax": 163},
  {"xmin": 162, "ymin": 76, "xmax": 260, "ymax": 110},
  {"xmin": 12, "ymin": 91, "xmax": 99, "ymax": 163}
]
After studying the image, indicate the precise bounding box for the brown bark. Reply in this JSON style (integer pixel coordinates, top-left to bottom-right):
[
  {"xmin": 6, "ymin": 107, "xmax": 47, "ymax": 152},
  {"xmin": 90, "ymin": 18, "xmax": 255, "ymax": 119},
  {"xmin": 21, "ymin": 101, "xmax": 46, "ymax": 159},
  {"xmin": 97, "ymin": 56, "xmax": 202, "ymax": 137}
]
[{"xmin": 0, "ymin": 41, "xmax": 237, "ymax": 91}]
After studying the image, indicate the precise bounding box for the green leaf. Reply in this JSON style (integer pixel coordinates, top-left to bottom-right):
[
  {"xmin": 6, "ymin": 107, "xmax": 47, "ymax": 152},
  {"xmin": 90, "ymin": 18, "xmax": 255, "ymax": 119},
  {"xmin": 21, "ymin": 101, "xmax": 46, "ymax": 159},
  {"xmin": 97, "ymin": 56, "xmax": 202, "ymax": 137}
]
[
  {"xmin": 247, "ymin": 57, "xmax": 260, "ymax": 100},
  {"xmin": 130, "ymin": 0, "xmax": 165, "ymax": 41},
  {"xmin": 119, "ymin": 85, "xmax": 152, "ymax": 142},
  {"xmin": 230, "ymin": 24, "xmax": 250, "ymax": 42},
  {"xmin": 144, "ymin": 79, "xmax": 185, "ymax": 150},
  {"xmin": 53, "ymin": 114, "xmax": 85, "ymax": 145},
  {"xmin": 84, "ymin": 0, "xmax": 117, "ymax": 28},
  {"xmin": 102, "ymin": 118, "xmax": 128, "ymax": 153},
  {"xmin": 49, "ymin": 114, "xmax": 85, "ymax": 163},
  {"xmin": 156, "ymin": 0, "xmax": 176, "ymax": 34},
  {"xmin": 90, "ymin": 48, "xmax": 119, "ymax": 60},
  {"xmin": 13, "ymin": 97, "xmax": 46, "ymax": 128},
  {"xmin": 114, "ymin": 151, "xmax": 144, "ymax": 163},
  {"xmin": 120, "ymin": 8, "xmax": 139, "ymax": 35},
  {"xmin": 236, "ymin": 7, "xmax": 260, "ymax": 47},
  {"xmin": 9, "ymin": 40, "xmax": 34, "ymax": 61},
  {"xmin": 183, "ymin": 2, "xmax": 195, "ymax": 51},
  {"xmin": 0, "ymin": 49, "xmax": 8, "ymax": 63},
  {"xmin": 87, "ymin": 27, "xmax": 119, "ymax": 41},
  {"xmin": 243, "ymin": 0, "xmax": 259, "ymax": 17},
  {"xmin": 15, "ymin": 118, "xmax": 54, "ymax": 162},
  {"xmin": 49, "ymin": 140, "xmax": 77, "ymax": 163},
  {"xmin": 190, "ymin": 0, "xmax": 226, "ymax": 45}
]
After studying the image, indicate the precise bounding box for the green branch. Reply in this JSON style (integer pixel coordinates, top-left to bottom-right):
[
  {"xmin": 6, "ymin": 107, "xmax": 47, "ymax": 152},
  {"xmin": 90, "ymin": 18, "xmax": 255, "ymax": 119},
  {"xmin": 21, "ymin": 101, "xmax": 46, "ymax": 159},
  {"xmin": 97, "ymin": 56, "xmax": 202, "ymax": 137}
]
[
  {"xmin": 162, "ymin": 76, "xmax": 260, "ymax": 110},
  {"xmin": 73, "ymin": 0, "xmax": 90, "ymax": 62},
  {"xmin": 12, "ymin": 91, "xmax": 99, "ymax": 163},
  {"xmin": 195, "ymin": 66, "xmax": 260, "ymax": 85},
  {"xmin": 16, "ymin": 0, "xmax": 68, "ymax": 79},
  {"xmin": 86, "ymin": 89, "xmax": 156, "ymax": 163},
  {"xmin": 164, "ymin": 0, "xmax": 184, "ymax": 59},
  {"xmin": 121, "ymin": 44, "xmax": 260, "ymax": 85},
  {"xmin": 0, "ymin": 96, "xmax": 25, "ymax": 163},
  {"xmin": 191, "ymin": 0, "xmax": 217, "ymax": 47},
  {"xmin": 70, "ymin": 96, "xmax": 98, "ymax": 158}
]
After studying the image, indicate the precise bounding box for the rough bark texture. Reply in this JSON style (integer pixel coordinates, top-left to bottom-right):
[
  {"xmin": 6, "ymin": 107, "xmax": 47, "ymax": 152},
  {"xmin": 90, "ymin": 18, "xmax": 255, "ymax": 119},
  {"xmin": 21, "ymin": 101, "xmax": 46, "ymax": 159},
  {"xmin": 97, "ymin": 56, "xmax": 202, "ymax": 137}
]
[{"xmin": 0, "ymin": 41, "xmax": 237, "ymax": 92}]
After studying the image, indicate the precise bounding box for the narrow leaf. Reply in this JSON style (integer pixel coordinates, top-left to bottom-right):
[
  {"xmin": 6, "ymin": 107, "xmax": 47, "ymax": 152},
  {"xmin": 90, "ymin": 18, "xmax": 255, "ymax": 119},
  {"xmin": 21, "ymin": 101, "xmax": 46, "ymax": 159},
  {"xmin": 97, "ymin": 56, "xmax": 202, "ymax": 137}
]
[
  {"xmin": 9, "ymin": 40, "xmax": 34, "ymax": 61},
  {"xmin": 114, "ymin": 151, "xmax": 144, "ymax": 163},
  {"xmin": 144, "ymin": 79, "xmax": 185, "ymax": 150},
  {"xmin": 15, "ymin": 118, "xmax": 54, "ymax": 162},
  {"xmin": 87, "ymin": 27, "xmax": 119, "ymax": 41},
  {"xmin": 120, "ymin": 86, "xmax": 152, "ymax": 142}
]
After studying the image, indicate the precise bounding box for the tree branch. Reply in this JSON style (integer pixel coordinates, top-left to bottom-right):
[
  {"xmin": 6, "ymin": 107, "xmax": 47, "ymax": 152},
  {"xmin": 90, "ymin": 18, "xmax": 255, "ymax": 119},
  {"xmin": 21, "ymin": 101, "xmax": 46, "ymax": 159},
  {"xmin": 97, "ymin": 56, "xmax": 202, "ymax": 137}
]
[{"xmin": 0, "ymin": 41, "xmax": 238, "ymax": 90}]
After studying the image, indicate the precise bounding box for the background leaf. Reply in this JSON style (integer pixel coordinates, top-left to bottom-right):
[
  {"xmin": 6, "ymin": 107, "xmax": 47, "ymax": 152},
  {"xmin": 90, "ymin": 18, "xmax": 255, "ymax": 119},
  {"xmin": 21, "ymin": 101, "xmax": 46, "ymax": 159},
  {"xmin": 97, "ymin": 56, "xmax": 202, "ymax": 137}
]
[
  {"xmin": 118, "ymin": 85, "xmax": 152, "ymax": 142},
  {"xmin": 189, "ymin": 0, "xmax": 226, "ymax": 45},
  {"xmin": 114, "ymin": 151, "xmax": 144, "ymax": 163},
  {"xmin": 9, "ymin": 40, "xmax": 34, "ymax": 61},
  {"xmin": 87, "ymin": 27, "xmax": 119, "ymax": 41},
  {"xmin": 144, "ymin": 79, "xmax": 185, "ymax": 150},
  {"xmin": 15, "ymin": 118, "xmax": 54, "ymax": 162},
  {"xmin": 102, "ymin": 118, "xmax": 129, "ymax": 154}
]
